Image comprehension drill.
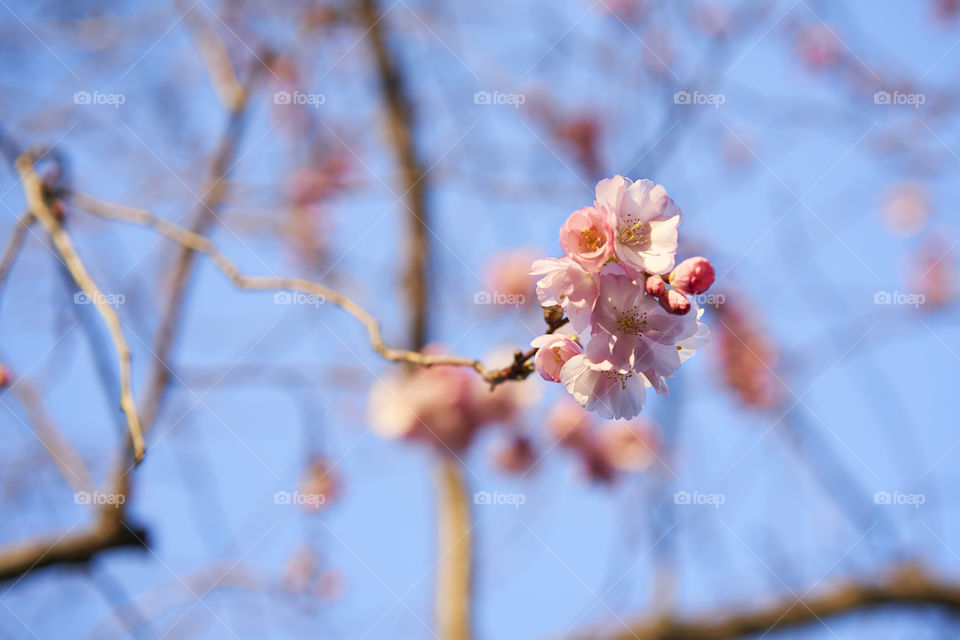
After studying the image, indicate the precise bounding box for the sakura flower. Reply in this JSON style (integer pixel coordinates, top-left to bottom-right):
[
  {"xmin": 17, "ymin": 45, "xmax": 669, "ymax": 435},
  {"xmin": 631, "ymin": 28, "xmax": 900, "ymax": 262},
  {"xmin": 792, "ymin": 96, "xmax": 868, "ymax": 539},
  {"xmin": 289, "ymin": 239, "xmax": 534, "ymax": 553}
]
[
  {"xmin": 530, "ymin": 257, "xmax": 600, "ymax": 332},
  {"xmin": 588, "ymin": 273, "xmax": 698, "ymax": 373},
  {"xmin": 485, "ymin": 247, "xmax": 539, "ymax": 302},
  {"xmin": 494, "ymin": 435, "xmax": 537, "ymax": 473},
  {"xmin": 560, "ymin": 353, "xmax": 649, "ymax": 420},
  {"xmin": 595, "ymin": 175, "xmax": 682, "ymax": 275},
  {"xmin": 882, "ymin": 182, "xmax": 929, "ymax": 237},
  {"xmin": 546, "ymin": 399, "xmax": 594, "ymax": 447},
  {"xmin": 669, "ymin": 256, "xmax": 716, "ymax": 295},
  {"xmin": 531, "ymin": 334, "xmax": 582, "ymax": 382},
  {"xmin": 559, "ymin": 206, "xmax": 616, "ymax": 272},
  {"xmin": 296, "ymin": 459, "xmax": 339, "ymax": 512},
  {"xmin": 596, "ymin": 421, "xmax": 660, "ymax": 472}
]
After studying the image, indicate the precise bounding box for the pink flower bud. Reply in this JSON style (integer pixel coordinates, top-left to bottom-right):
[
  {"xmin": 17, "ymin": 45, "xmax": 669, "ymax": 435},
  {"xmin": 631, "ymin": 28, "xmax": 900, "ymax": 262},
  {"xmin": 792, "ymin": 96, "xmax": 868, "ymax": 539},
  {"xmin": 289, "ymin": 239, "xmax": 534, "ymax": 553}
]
[
  {"xmin": 669, "ymin": 256, "xmax": 715, "ymax": 295},
  {"xmin": 645, "ymin": 275, "xmax": 666, "ymax": 297},
  {"xmin": 530, "ymin": 334, "xmax": 582, "ymax": 382},
  {"xmin": 657, "ymin": 289, "xmax": 691, "ymax": 315}
]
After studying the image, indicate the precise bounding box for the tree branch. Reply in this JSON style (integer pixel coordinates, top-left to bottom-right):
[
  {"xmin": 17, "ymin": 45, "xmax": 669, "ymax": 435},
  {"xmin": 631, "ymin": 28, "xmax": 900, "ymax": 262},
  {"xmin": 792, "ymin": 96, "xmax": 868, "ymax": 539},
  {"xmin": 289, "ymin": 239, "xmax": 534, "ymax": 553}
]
[
  {"xmin": 70, "ymin": 191, "xmax": 565, "ymax": 388},
  {"xmin": 16, "ymin": 154, "xmax": 146, "ymax": 463},
  {"xmin": 582, "ymin": 565, "xmax": 960, "ymax": 640}
]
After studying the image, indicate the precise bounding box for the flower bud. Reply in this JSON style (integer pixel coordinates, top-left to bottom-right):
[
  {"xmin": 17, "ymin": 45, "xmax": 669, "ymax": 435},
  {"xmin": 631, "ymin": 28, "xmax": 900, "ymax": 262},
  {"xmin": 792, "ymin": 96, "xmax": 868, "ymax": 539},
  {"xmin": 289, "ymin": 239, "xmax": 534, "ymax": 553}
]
[
  {"xmin": 657, "ymin": 289, "xmax": 691, "ymax": 315},
  {"xmin": 531, "ymin": 334, "xmax": 582, "ymax": 382},
  {"xmin": 645, "ymin": 275, "xmax": 666, "ymax": 297},
  {"xmin": 669, "ymin": 257, "xmax": 715, "ymax": 295}
]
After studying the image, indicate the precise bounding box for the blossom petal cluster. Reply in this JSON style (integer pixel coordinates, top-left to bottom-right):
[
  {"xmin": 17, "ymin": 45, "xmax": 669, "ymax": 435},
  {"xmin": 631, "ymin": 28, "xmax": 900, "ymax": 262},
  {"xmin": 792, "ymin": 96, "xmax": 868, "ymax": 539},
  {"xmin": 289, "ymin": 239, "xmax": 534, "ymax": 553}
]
[{"xmin": 530, "ymin": 175, "xmax": 714, "ymax": 419}]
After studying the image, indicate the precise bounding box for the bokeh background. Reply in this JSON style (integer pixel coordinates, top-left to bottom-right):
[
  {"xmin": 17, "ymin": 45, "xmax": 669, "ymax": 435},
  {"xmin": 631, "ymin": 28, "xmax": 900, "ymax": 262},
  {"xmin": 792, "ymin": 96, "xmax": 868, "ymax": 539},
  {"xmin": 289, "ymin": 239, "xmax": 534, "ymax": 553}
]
[{"xmin": 0, "ymin": 0, "xmax": 957, "ymax": 638}]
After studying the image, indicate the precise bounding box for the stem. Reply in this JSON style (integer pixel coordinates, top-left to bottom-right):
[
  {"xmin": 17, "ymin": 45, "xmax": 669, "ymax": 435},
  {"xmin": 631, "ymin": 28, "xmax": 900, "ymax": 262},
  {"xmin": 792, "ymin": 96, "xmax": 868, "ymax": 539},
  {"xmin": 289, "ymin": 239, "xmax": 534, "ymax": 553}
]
[{"xmin": 435, "ymin": 457, "xmax": 473, "ymax": 640}]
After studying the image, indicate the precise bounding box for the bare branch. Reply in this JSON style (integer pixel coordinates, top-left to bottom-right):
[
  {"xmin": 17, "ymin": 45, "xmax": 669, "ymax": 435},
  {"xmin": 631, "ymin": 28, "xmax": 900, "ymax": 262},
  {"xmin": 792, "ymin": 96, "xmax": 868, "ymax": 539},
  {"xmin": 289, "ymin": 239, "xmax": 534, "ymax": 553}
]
[
  {"xmin": 69, "ymin": 192, "xmax": 566, "ymax": 387},
  {"xmin": 582, "ymin": 565, "xmax": 960, "ymax": 640},
  {"xmin": 16, "ymin": 155, "xmax": 146, "ymax": 463}
]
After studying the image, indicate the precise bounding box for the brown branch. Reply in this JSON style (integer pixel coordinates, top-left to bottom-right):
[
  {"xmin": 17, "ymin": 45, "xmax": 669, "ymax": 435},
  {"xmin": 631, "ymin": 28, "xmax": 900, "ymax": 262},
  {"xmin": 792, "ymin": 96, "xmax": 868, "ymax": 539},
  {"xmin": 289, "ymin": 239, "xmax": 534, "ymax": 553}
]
[
  {"xmin": 358, "ymin": 0, "xmax": 431, "ymax": 353},
  {"xmin": 6, "ymin": 369, "xmax": 97, "ymax": 499},
  {"xmin": 16, "ymin": 154, "xmax": 146, "ymax": 463},
  {"xmin": 70, "ymin": 192, "xmax": 562, "ymax": 388},
  {"xmin": 0, "ymin": 210, "xmax": 33, "ymax": 299},
  {"xmin": 582, "ymin": 564, "xmax": 960, "ymax": 640},
  {"xmin": 0, "ymin": 518, "xmax": 147, "ymax": 583},
  {"xmin": 435, "ymin": 457, "xmax": 473, "ymax": 640}
]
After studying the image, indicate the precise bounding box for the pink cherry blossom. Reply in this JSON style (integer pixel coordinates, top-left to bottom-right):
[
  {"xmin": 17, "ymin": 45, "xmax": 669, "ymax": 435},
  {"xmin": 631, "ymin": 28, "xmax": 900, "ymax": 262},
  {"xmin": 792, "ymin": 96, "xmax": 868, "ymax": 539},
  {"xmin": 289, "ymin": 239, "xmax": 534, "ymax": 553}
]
[
  {"xmin": 657, "ymin": 289, "xmax": 691, "ymax": 315},
  {"xmin": 559, "ymin": 205, "xmax": 615, "ymax": 272},
  {"xmin": 595, "ymin": 175, "xmax": 682, "ymax": 275},
  {"xmin": 530, "ymin": 257, "xmax": 600, "ymax": 333},
  {"xmin": 547, "ymin": 399, "xmax": 594, "ymax": 447},
  {"xmin": 531, "ymin": 334, "xmax": 582, "ymax": 382},
  {"xmin": 560, "ymin": 353, "xmax": 649, "ymax": 420},
  {"xmin": 669, "ymin": 256, "xmax": 716, "ymax": 295},
  {"xmin": 596, "ymin": 421, "xmax": 660, "ymax": 472},
  {"xmin": 494, "ymin": 435, "xmax": 536, "ymax": 473},
  {"xmin": 588, "ymin": 273, "xmax": 697, "ymax": 372}
]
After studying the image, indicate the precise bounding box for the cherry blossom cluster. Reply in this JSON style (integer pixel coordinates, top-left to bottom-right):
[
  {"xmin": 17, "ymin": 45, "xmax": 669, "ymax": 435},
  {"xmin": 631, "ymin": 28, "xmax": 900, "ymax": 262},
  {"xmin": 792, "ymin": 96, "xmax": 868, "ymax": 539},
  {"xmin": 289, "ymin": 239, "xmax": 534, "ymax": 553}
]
[{"xmin": 529, "ymin": 175, "xmax": 715, "ymax": 420}]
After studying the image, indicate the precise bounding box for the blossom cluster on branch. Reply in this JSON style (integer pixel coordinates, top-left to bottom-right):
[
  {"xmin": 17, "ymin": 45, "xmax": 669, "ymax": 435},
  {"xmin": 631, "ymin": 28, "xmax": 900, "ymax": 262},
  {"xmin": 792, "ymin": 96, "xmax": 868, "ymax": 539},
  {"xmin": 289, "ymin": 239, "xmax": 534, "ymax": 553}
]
[{"xmin": 530, "ymin": 175, "xmax": 715, "ymax": 419}]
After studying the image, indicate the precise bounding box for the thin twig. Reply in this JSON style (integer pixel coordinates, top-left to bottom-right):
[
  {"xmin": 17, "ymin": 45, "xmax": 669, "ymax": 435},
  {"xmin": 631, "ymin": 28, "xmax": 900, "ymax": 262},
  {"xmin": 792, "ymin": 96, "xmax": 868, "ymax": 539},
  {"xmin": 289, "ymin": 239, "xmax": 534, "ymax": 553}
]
[
  {"xmin": 70, "ymin": 191, "xmax": 567, "ymax": 387},
  {"xmin": 0, "ymin": 210, "xmax": 33, "ymax": 301},
  {"xmin": 16, "ymin": 155, "xmax": 146, "ymax": 463}
]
